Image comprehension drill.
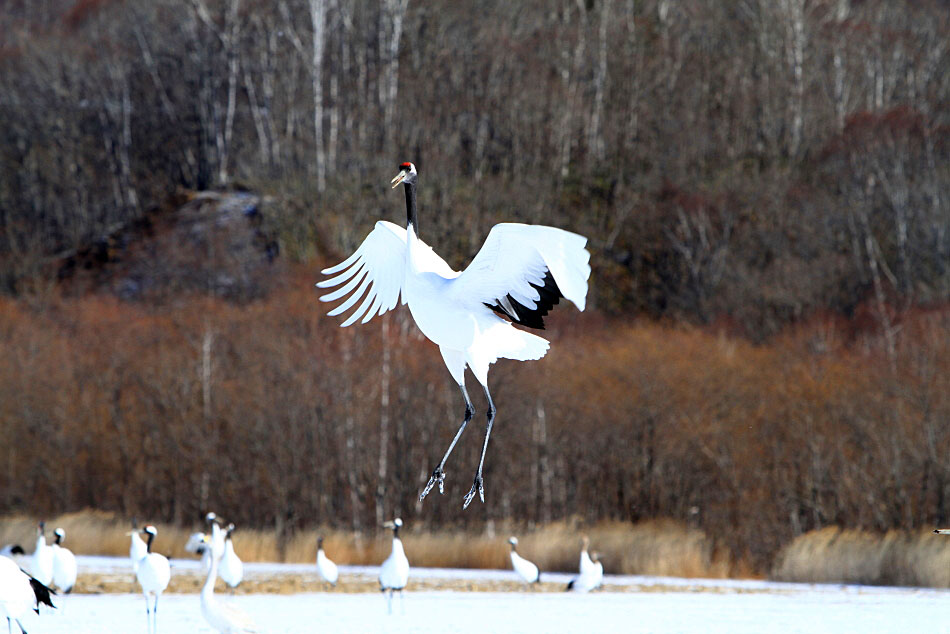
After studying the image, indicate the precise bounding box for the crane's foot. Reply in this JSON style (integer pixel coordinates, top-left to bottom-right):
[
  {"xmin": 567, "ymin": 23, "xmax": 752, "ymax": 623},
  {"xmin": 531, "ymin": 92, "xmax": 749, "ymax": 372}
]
[
  {"xmin": 462, "ymin": 474, "xmax": 484, "ymax": 509},
  {"xmin": 419, "ymin": 467, "xmax": 446, "ymax": 501}
]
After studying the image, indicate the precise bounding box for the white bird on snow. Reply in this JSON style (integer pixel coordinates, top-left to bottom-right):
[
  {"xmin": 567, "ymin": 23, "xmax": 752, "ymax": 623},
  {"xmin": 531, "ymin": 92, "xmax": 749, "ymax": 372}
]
[
  {"xmin": 29, "ymin": 523, "xmax": 53, "ymax": 587},
  {"xmin": 567, "ymin": 536, "xmax": 603, "ymax": 592},
  {"xmin": 133, "ymin": 525, "xmax": 170, "ymax": 633},
  {"xmin": 50, "ymin": 529, "xmax": 77, "ymax": 594},
  {"xmin": 0, "ymin": 554, "xmax": 55, "ymax": 633},
  {"xmin": 378, "ymin": 518, "xmax": 409, "ymax": 614},
  {"xmin": 507, "ymin": 537, "xmax": 540, "ymax": 585},
  {"xmin": 196, "ymin": 535, "xmax": 260, "ymax": 634},
  {"xmin": 316, "ymin": 536, "xmax": 338, "ymax": 587},
  {"xmin": 318, "ymin": 162, "xmax": 590, "ymax": 508},
  {"xmin": 219, "ymin": 524, "xmax": 243, "ymax": 593}
]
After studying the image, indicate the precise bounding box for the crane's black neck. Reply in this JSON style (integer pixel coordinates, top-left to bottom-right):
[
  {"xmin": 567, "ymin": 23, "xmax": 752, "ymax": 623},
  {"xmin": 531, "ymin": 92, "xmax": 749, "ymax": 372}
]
[
  {"xmin": 55, "ymin": 533, "xmax": 63, "ymax": 545},
  {"xmin": 404, "ymin": 182, "xmax": 418, "ymax": 234},
  {"xmin": 146, "ymin": 532, "xmax": 155, "ymax": 553},
  {"xmin": 392, "ymin": 525, "xmax": 401, "ymax": 538},
  {"xmin": 509, "ymin": 543, "xmax": 517, "ymax": 553}
]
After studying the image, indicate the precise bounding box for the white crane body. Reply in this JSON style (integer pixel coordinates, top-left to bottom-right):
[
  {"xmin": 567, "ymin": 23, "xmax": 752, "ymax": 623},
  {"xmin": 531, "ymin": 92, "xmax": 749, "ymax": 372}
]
[
  {"xmin": 378, "ymin": 519, "xmax": 409, "ymax": 614},
  {"xmin": 320, "ymin": 162, "xmax": 590, "ymax": 507},
  {"xmin": 133, "ymin": 526, "xmax": 169, "ymax": 633},
  {"xmin": 51, "ymin": 529, "xmax": 77, "ymax": 594},
  {"xmin": 30, "ymin": 525, "xmax": 54, "ymax": 587},
  {"xmin": 510, "ymin": 551, "xmax": 540, "ymax": 585},
  {"xmin": 219, "ymin": 536, "xmax": 243, "ymax": 590},
  {"xmin": 0, "ymin": 555, "xmax": 55, "ymax": 632},
  {"xmin": 507, "ymin": 537, "xmax": 540, "ymax": 585},
  {"xmin": 316, "ymin": 537, "xmax": 338, "ymax": 586},
  {"xmin": 568, "ymin": 538, "xmax": 603, "ymax": 592}
]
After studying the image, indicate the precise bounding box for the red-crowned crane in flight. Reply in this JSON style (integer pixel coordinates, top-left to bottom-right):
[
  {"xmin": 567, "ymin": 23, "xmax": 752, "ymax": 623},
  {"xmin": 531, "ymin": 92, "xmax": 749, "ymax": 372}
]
[{"xmin": 318, "ymin": 162, "xmax": 590, "ymax": 508}]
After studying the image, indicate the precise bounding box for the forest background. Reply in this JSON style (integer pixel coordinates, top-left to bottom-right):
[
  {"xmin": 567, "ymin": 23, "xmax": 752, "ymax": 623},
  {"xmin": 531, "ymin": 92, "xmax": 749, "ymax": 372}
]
[{"xmin": 0, "ymin": 0, "xmax": 948, "ymax": 580}]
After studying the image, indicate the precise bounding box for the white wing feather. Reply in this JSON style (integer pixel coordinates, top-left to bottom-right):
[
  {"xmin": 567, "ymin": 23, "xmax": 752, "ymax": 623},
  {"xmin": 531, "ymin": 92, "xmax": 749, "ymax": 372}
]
[
  {"xmin": 317, "ymin": 221, "xmax": 408, "ymax": 326},
  {"xmin": 449, "ymin": 223, "xmax": 590, "ymax": 311}
]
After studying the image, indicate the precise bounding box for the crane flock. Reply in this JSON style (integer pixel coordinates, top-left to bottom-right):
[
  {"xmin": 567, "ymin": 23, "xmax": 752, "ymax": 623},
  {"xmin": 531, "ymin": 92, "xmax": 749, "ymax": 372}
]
[{"xmin": 1, "ymin": 511, "xmax": 615, "ymax": 633}]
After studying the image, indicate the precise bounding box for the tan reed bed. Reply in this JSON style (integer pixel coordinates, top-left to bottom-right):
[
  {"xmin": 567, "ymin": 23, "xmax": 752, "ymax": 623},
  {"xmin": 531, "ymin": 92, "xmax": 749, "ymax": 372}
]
[
  {"xmin": 1, "ymin": 510, "xmax": 732, "ymax": 578},
  {"xmin": 772, "ymin": 526, "xmax": 950, "ymax": 587}
]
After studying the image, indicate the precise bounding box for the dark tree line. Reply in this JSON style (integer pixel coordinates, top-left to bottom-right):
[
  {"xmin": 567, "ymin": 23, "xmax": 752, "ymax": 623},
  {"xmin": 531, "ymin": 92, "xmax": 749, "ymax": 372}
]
[{"xmin": 0, "ymin": 0, "xmax": 947, "ymax": 337}]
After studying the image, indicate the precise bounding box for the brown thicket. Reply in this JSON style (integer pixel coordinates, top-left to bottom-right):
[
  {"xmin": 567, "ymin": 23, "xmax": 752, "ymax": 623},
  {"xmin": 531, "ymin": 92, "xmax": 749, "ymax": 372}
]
[{"xmin": 0, "ymin": 274, "xmax": 948, "ymax": 572}]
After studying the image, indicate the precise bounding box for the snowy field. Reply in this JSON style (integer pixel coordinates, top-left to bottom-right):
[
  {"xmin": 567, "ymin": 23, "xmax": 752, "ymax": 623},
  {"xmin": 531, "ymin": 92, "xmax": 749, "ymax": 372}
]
[
  {"xmin": 10, "ymin": 558, "xmax": 948, "ymax": 634},
  {"xmin": 15, "ymin": 585, "xmax": 949, "ymax": 634}
]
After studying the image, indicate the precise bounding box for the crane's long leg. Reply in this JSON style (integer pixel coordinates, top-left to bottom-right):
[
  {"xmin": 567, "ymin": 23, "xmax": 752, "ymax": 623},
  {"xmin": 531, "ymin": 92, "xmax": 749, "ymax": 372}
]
[
  {"xmin": 463, "ymin": 386, "xmax": 496, "ymax": 509},
  {"xmin": 419, "ymin": 384, "xmax": 475, "ymax": 501}
]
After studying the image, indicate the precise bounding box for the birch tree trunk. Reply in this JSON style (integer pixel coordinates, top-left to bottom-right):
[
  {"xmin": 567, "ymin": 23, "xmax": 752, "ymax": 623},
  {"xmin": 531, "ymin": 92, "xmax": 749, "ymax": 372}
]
[
  {"xmin": 379, "ymin": 0, "xmax": 410, "ymax": 149},
  {"xmin": 780, "ymin": 0, "xmax": 806, "ymax": 157},
  {"xmin": 219, "ymin": 0, "xmax": 241, "ymax": 184},
  {"xmin": 588, "ymin": 0, "xmax": 610, "ymax": 165},
  {"xmin": 375, "ymin": 315, "xmax": 391, "ymax": 525},
  {"xmin": 558, "ymin": 0, "xmax": 587, "ymax": 179},
  {"xmin": 309, "ymin": 0, "xmax": 329, "ymax": 191},
  {"xmin": 535, "ymin": 400, "xmax": 553, "ymax": 524}
]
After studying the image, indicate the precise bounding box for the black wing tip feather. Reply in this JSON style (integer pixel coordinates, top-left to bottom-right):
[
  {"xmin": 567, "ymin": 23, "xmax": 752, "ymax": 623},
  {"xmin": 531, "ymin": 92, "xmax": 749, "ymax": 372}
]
[
  {"xmin": 485, "ymin": 269, "xmax": 562, "ymax": 330},
  {"xmin": 29, "ymin": 576, "xmax": 56, "ymax": 610}
]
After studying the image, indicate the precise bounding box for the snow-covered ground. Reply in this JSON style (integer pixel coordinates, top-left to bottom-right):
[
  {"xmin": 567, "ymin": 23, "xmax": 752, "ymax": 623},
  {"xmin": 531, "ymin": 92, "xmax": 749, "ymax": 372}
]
[
  {"xmin": 15, "ymin": 584, "xmax": 948, "ymax": 634},
  {"xmin": 8, "ymin": 557, "xmax": 948, "ymax": 633}
]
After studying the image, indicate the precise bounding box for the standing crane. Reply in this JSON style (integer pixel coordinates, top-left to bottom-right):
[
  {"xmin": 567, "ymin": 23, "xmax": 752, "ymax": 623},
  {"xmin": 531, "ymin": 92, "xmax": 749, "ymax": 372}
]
[
  {"xmin": 507, "ymin": 537, "xmax": 540, "ymax": 585},
  {"xmin": 316, "ymin": 536, "xmax": 338, "ymax": 588},
  {"xmin": 134, "ymin": 526, "xmax": 170, "ymax": 633},
  {"xmin": 318, "ymin": 162, "xmax": 590, "ymax": 507},
  {"xmin": 50, "ymin": 529, "xmax": 77, "ymax": 594},
  {"xmin": 218, "ymin": 524, "xmax": 244, "ymax": 593},
  {"xmin": 378, "ymin": 518, "xmax": 409, "ymax": 614}
]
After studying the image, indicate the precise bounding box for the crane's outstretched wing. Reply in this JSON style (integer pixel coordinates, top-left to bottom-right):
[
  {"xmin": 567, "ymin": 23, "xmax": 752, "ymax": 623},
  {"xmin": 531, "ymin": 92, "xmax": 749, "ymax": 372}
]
[
  {"xmin": 317, "ymin": 221, "xmax": 407, "ymax": 327},
  {"xmin": 449, "ymin": 223, "xmax": 590, "ymax": 329}
]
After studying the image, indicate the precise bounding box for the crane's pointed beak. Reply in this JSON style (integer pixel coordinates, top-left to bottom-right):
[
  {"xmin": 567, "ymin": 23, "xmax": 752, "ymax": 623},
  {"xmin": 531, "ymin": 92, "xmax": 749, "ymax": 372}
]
[{"xmin": 391, "ymin": 170, "xmax": 407, "ymax": 189}]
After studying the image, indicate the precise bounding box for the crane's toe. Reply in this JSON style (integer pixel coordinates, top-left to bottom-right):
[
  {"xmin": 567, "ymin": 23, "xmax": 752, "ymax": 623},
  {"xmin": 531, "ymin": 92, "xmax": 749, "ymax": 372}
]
[
  {"xmin": 419, "ymin": 468, "xmax": 446, "ymax": 501},
  {"xmin": 462, "ymin": 475, "xmax": 485, "ymax": 509}
]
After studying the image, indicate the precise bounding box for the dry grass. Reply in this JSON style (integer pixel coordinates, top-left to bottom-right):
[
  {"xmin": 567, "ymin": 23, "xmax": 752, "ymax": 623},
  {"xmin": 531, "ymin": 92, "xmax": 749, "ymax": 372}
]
[
  {"xmin": 771, "ymin": 526, "xmax": 950, "ymax": 587},
  {"xmin": 23, "ymin": 511, "xmax": 950, "ymax": 590},
  {"xmin": 0, "ymin": 510, "xmax": 732, "ymax": 578},
  {"xmin": 510, "ymin": 519, "xmax": 732, "ymax": 578},
  {"xmin": 0, "ymin": 510, "xmax": 201, "ymax": 560}
]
